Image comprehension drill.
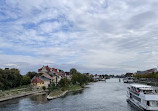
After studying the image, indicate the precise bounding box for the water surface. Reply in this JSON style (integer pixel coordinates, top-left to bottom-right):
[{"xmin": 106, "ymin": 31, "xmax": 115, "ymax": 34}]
[{"xmin": 0, "ymin": 78, "xmax": 140, "ymax": 111}]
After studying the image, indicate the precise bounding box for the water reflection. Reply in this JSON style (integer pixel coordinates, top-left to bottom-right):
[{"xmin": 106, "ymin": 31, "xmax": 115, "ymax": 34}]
[
  {"xmin": 69, "ymin": 90, "xmax": 83, "ymax": 95},
  {"xmin": 30, "ymin": 94, "xmax": 48, "ymax": 104}
]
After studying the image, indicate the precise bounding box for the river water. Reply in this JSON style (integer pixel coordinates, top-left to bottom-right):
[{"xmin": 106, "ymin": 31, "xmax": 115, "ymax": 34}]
[{"xmin": 0, "ymin": 78, "xmax": 140, "ymax": 111}]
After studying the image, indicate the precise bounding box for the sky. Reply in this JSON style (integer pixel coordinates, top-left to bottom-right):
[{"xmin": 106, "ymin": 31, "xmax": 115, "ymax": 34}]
[{"xmin": 0, "ymin": 0, "xmax": 158, "ymax": 75}]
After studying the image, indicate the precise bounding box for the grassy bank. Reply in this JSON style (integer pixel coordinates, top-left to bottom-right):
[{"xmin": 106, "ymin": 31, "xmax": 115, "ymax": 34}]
[
  {"xmin": 49, "ymin": 89, "xmax": 63, "ymax": 97},
  {"xmin": 67, "ymin": 85, "xmax": 82, "ymax": 92},
  {"xmin": 136, "ymin": 81, "xmax": 158, "ymax": 86},
  {"xmin": 0, "ymin": 85, "xmax": 33, "ymax": 98},
  {"xmin": 48, "ymin": 84, "xmax": 83, "ymax": 98}
]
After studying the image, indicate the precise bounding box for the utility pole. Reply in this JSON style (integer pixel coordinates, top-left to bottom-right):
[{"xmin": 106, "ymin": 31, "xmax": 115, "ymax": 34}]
[{"xmin": 56, "ymin": 75, "xmax": 58, "ymax": 86}]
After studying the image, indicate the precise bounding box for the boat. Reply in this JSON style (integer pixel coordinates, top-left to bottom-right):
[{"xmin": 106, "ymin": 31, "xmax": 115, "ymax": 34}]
[
  {"xmin": 123, "ymin": 77, "xmax": 134, "ymax": 83},
  {"xmin": 127, "ymin": 84, "xmax": 158, "ymax": 111}
]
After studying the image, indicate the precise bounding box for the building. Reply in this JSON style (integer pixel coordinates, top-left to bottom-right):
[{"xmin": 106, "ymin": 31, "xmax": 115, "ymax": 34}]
[
  {"xmin": 65, "ymin": 72, "xmax": 71, "ymax": 79},
  {"xmin": 31, "ymin": 77, "xmax": 44, "ymax": 88},
  {"xmin": 31, "ymin": 65, "xmax": 71, "ymax": 88},
  {"xmin": 136, "ymin": 68, "xmax": 157, "ymax": 75},
  {"xmin": 39, "ymin": 73, "xmax": 53, "ymax": 88}
]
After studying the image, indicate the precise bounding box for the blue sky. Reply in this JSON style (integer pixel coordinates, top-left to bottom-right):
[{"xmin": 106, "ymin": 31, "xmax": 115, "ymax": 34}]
[{"xmin": 0, "ymin": 0, "xmax": 158, "ymax": 74}]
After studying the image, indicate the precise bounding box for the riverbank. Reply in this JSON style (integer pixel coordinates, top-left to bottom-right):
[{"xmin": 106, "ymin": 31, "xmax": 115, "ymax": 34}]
[
  {"xmin": 135, "ymin": 81, "xmax": 158, "ymax": 86},
  {"xmin": 47, "ymin": 85, "xmax": 83, "ymax": 100},
  {"xmin": 0, "ymin": 88, "xmax": 45, "ymax": 102},
  {"xmin": 135, "ymin": 78, "xmax": 158, "ymax": 86},
  {"xmin": 0, "ymin": 79, "xmax": 134, "ymax": 111}
]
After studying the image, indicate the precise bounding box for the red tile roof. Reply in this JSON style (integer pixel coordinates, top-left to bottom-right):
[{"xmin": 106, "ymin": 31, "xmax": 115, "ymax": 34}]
[
  {"xmin": 57, "ymin": 72, "xmax": 66, "ymax": 77},
  {"xmin": 65, "ymin": 72, "xmax": 70, "ymax": 75},
  {"xmin": 32, "ymin": 77, "xmax": 44, "ymax": 84},
  {"xmin": 38, "ymin": 68, "xmax": 42, "ymax": 72},
  {"xmin": 38, "ymin": 65, "xmax": 51, "ymax": 72},
  {"xmin": 52, "ymin": 68, "xmax": 58, "ymax": 72}
]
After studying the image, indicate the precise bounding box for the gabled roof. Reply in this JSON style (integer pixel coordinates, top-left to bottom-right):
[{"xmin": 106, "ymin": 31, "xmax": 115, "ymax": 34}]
[
  {"xmin": 32, "ymin": 77, "xmax": 44, "ymax": 84},
  {"xmin": 52, "ymin": 68, "xmax": 57, "ymax": 72},
  {"xmin": 57, "ymin": 72, "xmax": 66, "ymax": 77},
  {"xmin": 38, "ymin": 65, "xmax": 51, "ymax": 72},
  {"xmin": 65, "ymin": 72, "xmax": 70, "ymax": 75},
  {"xmin": 41, "ymin": 73, "xmax": 53, "ymax": 80}
]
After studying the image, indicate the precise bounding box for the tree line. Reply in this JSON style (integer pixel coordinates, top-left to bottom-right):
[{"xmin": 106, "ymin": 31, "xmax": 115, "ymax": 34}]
[
  {"xmin": 0, "ymin": 67, "xmax": 93, "ymax": 91},
  {"xmin": 134, "ymin": 72, "xmax": 158, "ymax": 79},
  {"xmin": 0, "ymin": 68, "xmax": 37, "ymax": 90}
]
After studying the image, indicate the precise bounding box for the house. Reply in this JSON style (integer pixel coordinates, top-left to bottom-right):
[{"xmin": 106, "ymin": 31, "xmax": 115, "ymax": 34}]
[
  {"xmin": 39, "ymin": 73, "xmax": 53, "ymax": 88},
  {"xmin": 31, "ymin": 77, "xmax": 44, "ymax": 88},
  {"xmin": 65, "ymin": 72, "xmax": 71, "ymax": 79},
  {"xmin": 51, "ymin": 68, "xmax": 65, "ymax": 85},
  {"xmin": 31, "ymin": 66, "xmax": 53, "ymax": 88},
  {"xmin": 124, "ymin": 73, "xmax": 133, "ymax": 77},
  {"xmin": 31, "ymin": 73, "xmax": 53, "ymax": 88},
  {"xmin": 38, "ymin": 65, "xmax": 51, "ymax": 74},
  {"xmin": 146, "ymin": 68, "xmax": 157, "ymax": 74},
  {"xmin": 136, "ymin": 68, "xmax": 157, "ymax": 75},
  {"xmin": 31, "ymin": 65, "xmax": 70, "ymax": 88},
  {"xmin": 93, "ymin": 74, "xmax": 100, "ymax": 81}
]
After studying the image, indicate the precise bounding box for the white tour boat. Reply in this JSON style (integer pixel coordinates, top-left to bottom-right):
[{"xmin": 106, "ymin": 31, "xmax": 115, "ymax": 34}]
[{"xmin": 127, "ymin": 84, "xmax": 158, "ymax": 111}]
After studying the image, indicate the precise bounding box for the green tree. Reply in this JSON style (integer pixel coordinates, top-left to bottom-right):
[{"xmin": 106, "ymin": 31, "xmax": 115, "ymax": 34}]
[
  {"xmin": 26, "ymin": 71, "xmax": 37, "ymax": 79},
  {"xmin": 70, "ymin": 68, "xmax": 77, "ymax": 75},
  {"xmin": 0, "ymin": 82, "xmax": 4, "ymax": 90},
  {"xmin": 49, "ymin": 82, "xmax": 57, "ymax": 91},
  {"xmin": 58, "ymin": 78, "xmax": 71, "ymax": 88},
  {"xmin": 21, "ymin": 75, "xmax": 31, "ymax": 85},
  {"xmin": 71, "ymin": 73, "xmax": 78, "ymax": 84},
  {"xmin": 42, "ymin": 86, "xmax": 46, "ymax": 90}
]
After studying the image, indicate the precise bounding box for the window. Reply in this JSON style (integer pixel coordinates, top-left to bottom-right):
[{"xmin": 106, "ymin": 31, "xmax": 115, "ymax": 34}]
[{"xmin": 147, "ymin": 101, "xmax": 150, "ymax": 106}]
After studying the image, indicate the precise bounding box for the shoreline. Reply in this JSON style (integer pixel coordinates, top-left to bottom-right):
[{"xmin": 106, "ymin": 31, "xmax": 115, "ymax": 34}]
[
  {"xmin": 47, "ymin": 86, "xmax": 84, "ymax": 100},
  {"xmin": 47, "ymin": 90, "xmax": 68, "ymax": 100},
  {"xmin": 0, "ymin": 84, "xmax": 91, "ymax": 102},
  {"xmin": 0, "ymin": 90, "xmax": 45, "ymax": 102}
]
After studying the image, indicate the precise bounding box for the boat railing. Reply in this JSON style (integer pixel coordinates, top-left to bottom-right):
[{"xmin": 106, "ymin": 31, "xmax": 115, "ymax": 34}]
[
  {"xmin": 129, "ymin": 89, "xmax": 139, "ymax": 96},
  {"xmin": 143, "ymin": 92, "xmax": 158, "ymax": 95}
]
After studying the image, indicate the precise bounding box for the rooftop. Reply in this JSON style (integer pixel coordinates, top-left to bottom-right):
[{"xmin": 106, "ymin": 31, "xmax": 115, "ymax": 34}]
[
  {"xmin": 130, "ymin": 84, "xmax": 151, "ymax": 88},
  {"xmin": 32, "ymin": 77, "xmax": 44, "ymax": 84}
]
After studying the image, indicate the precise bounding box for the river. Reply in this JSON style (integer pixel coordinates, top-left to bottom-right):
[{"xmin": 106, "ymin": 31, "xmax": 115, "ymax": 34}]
[{"xmin": 0, "ymin": 78, "xmax": 140, "ymax": 111}]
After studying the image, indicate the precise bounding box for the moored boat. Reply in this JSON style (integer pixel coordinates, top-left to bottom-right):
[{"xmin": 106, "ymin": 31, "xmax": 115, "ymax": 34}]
[
  {"xmin": 123, "ymin": 77, "xmax": 134, "ymax": 83},
  {"xmin": 127, "ymin": 84, "xmax": 158, "ymax": 111}
]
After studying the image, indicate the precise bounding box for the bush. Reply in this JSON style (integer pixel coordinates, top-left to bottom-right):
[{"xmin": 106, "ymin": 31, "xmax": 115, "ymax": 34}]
[
  {"xmin": 49, "ymin": 83, "xmax": 57, "ymax": 91},
  {"xmin": 61, "ymin": 87, "xmax": 66, "ymax": 91},
  {"xmin": 71, "ymin": 72, "xmax": 90, "ymax": 86},
  {"xmin": 42, "ymin": 86, "xmax": 46, "ymax": 90},
  {"xmin": 58, "ymin": 78, "xmax": 71, "ymax": 88}
]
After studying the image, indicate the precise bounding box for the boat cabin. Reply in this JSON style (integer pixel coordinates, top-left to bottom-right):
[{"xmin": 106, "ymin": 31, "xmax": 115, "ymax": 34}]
[{"xmin": 127, "ymin": 84, "xmax": 158, "ymax": 110}]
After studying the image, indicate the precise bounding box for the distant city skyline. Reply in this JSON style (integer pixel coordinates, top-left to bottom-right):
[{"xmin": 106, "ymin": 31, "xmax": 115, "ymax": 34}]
[{"xmin": 0, "ymin": 0, "xmax": 158, "ymax": 74}]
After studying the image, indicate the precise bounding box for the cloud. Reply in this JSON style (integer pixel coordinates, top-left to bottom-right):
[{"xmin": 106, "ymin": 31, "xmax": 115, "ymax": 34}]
[{"xmin": 0, "ymin": 0, "xmax": 158, "ymax": 74}]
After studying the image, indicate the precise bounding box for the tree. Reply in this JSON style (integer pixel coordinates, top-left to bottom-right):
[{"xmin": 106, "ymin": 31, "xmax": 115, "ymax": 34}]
[
  {"xmin": 70, "ymin": 68, "xmax": 77, "ymax": 75},
  {"xmin": 26, "ymin": 71, "xmax": 37, "ymax": 79},
  {"xmin": 71, "ymin": 73, "xmax": 78, "ymax": 84},
  {"xmin": 21, "ymin": 75, "xmax": 31, "ymax": 85},
  {"xmin": 0, "ymin": 82, "xmax": 4, "ymax": 90},
  {"xmin": 58, "ymin": 78, "xmax": 71, "ymax": 87},
  {"xmin": 71, "ymin": 72, "xmax": 90, "ymax": 86},
  {"xmin": 42, "ymin": 86, "xmax": 46, "ymax": 90},
  {"xmin": 1, "ymin": 68, "xmax": 22, "ymax": 89},
  {"xmin": 49, "ymin": 82, "xmax": 57, "ymax": 91}
]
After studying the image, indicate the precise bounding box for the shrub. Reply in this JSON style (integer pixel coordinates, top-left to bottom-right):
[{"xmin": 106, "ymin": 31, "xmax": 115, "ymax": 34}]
[
  {"xmin": 58, "ymin": 78, "xmax": 71, "ymax": 88},
  {"xmin": 42, "ymin": 86, "xmax": 46, "ymax": 90},
  {"xmin": 49, "ymin": 82, "xmax": 57, "ymax": 91},
  {"xmin": 61, "ymin": 87, "xmax": 66, "ymax": 91}
]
